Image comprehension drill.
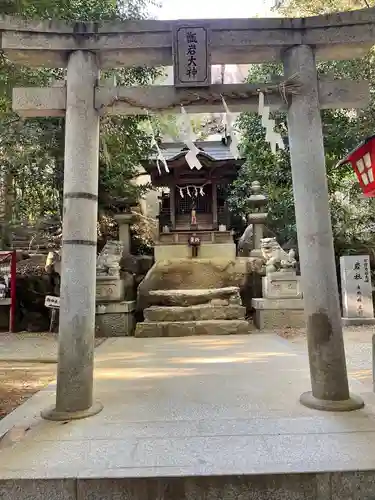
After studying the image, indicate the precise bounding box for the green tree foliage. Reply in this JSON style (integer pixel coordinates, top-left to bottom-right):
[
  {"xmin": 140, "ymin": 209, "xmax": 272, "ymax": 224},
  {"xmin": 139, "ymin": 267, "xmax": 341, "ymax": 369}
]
[
  {"xmin": 228, "ymin": 2, "xmax": 375, "ymax": 256},
  {"xmin": 0, "ymin": 0, "xmax": 160, "ymax": 223},
  {"xmin": 274, "ymin": 0, "xmax": 373, "ymax": 17}
]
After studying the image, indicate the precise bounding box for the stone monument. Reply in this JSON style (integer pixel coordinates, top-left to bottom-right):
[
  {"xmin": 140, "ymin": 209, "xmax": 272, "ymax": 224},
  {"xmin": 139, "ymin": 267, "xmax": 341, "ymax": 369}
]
[
  {"xmin": 95, "ymin": 240, "xmax": 136, "ymax": 337},
  {"xmin": 340, "ymin": 255, "xmax": 375, "ymax": 326},
  {"xmin": 252, "ymin": 237, "xmax": 305, "ymax": 329}
]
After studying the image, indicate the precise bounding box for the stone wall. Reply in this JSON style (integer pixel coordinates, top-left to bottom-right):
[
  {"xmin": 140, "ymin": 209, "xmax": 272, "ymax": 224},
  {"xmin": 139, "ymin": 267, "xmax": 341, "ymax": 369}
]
[{"xmin": 14, "ymin": 254, "xmax": 55, "ymax": 332}]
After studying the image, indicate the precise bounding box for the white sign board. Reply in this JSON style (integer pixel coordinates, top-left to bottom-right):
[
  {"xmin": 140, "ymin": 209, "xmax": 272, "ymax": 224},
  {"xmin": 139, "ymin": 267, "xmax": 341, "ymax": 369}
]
[
  {"xmin": 340, "ymin": 255, "xmax": 374, "ymax": 319},
  {"xmin": 45, "ymin": 295, "xmax": 60, "ymax": 309},
  {"xmin": 173, "ymin": 26, "xmax": 211, "ymax": 88}
]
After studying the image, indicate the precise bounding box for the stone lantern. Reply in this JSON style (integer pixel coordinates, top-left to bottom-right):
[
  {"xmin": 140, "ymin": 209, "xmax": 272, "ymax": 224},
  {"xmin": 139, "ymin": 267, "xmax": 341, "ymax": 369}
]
[
  {"xmin": 248, "ymin": 180, "xmax": 268, "ymax": 258},
  {"xmin": 114, "ymin": 213, "xmax": 135, "ymax": 257}
]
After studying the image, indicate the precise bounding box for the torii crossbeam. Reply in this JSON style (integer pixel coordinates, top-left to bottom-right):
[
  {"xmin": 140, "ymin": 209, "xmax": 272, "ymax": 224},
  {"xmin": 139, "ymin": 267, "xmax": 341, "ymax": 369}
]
[{"xmin": 13, "ymin": 79, "xmax": 370, "ymax": 116}]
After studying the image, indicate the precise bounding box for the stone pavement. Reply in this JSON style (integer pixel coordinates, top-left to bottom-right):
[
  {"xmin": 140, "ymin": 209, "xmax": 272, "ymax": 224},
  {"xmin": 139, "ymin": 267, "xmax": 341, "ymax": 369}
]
[
  {"xmin": 2, "ymin": 332, "xmax": 375, "ymax": 498},
  {"xmin": 0, "ymin": 333, "xmax": 105, "ymax": 363},
  {"xmin": 286, "ymin": 327, "xmax": 373, "ymax": 390}
]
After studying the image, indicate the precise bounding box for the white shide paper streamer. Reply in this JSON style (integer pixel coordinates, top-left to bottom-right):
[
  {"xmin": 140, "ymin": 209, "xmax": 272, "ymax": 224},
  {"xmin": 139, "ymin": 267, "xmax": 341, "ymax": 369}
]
[
  {"xmin": 221, "ymin": 96, "xmax": 241, "ymax": 160},
  {"xmin": 258, "ymin": 92, "xmax": 285, "ymax": 154},
  {"xmin": 179, "ymin": 106, "xmax": 203, "ymax": 170},
  {"xmin": 147, "ymin": 120, "xmax": 169, "ymax": 175},
  {"xmin": 177, "ymin": 184, "xmax": 206, "ymax": 198}
]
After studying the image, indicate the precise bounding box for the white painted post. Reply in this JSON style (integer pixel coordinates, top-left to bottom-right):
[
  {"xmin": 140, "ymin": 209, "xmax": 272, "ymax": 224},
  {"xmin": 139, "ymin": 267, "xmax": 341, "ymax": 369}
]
[
  {"xmin": 283, "ymin": 45, "xmax": 364, "ymax": 411},
  {"xmin": 42, "ymin": 51, "xmax": 103, "ymax": 420}
]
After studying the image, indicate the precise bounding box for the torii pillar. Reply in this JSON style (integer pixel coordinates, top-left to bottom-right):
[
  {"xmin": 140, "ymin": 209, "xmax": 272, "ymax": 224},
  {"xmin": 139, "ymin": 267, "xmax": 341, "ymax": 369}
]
[
  {"xmin": 283, "ymin": 45, "xmax": 364, "ymax": 412},
  {"xmin": 41, "ymin": 51, "xmax": 103, "ymax": 420}
]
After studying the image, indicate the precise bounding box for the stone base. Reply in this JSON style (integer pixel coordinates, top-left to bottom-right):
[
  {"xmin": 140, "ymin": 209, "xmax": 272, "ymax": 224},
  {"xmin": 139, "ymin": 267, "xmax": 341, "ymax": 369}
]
[
  {"xmin": 95, "ymin": 301, "xmax": 136, "ymax": 337},
  {"xmin": 252, "ymin": 298, "xmax": 305, "ymax": 329},
  {"xmin": 253, "ymin": 309, "xmax": 305, "ymax": 329},
  {"xmin": 96, "ymin": 276, "xmax": 124, "ymax": 302},
  {"xmin": 135, "ymin": 320, "xmax": 252, "ymax": 338},
  {"xmin": 41, "ymin": 401, "xmax": 103, "ymax": 421},
  {"xmin": 154, "ymin": 242, "xmax": 236, "ymax": 261},
  {"xmin": 144, "ymin": 304, "xmax": 246, "ymax": 322},
  {"xmin": 342, "ymin": 317, "xmax": 375, "ymax": 326},
  {"xmin": 300, "ymin": 391, "xmax": 364, "ymax": 412},
  {"xmin": 262, "ymin": 272, "xmax": 302, "ymax": 299}
]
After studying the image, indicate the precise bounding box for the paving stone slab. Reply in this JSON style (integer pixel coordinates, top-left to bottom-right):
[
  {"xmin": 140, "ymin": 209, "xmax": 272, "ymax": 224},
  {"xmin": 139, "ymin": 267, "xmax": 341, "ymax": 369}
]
[
  {"xmin": 76, "ymin": 474, "xmax": 324, "ymax": 500},
  {"xmin": 144, "ymin": 304, "xmax": 246, "ymax": 322},
  {"xmin": 135, "ymin": 319, "xmax": 252, "ymax": 337},
  {"xmin": 0, "ymin": 479, "xmax": 76, "ymax": 500},
  {"xmin": 1, "ymin": 334, "xmax": 375, "ymax": 499}
]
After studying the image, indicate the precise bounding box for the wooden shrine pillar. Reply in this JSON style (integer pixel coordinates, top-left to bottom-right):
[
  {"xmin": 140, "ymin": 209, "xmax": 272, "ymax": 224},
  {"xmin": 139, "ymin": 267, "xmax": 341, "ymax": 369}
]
[
  {"xmin": 170, "ymin": 186, "xmax": 176, "ymax": 230},
  {"xmin": 212, "ymin": 182, "xmax": 218, "ymax": 229}
]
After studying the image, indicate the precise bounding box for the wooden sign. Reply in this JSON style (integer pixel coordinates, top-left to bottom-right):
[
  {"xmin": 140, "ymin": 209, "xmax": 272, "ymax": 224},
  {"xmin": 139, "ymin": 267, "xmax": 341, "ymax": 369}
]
[
  {"xmin": 45, "ymin": 295, "xmax": 60, "ymax": 309},
  {"xmin": 173, "ymin": 25, "xmax": 211, "ymax": 88}
]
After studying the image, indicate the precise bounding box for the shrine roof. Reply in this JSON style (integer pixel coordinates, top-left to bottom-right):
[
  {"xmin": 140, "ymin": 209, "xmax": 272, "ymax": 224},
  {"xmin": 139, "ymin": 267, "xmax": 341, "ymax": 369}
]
[{"xmin": 148, "ymin": 140, "xmax": 241, "ymax": 165}]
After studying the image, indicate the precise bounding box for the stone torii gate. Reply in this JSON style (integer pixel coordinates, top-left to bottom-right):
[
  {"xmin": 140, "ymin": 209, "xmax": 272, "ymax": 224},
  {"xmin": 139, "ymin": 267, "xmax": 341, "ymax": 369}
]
[{"xmin": 2, "ymin": 8, "xmax": 375, "ymax": 419}]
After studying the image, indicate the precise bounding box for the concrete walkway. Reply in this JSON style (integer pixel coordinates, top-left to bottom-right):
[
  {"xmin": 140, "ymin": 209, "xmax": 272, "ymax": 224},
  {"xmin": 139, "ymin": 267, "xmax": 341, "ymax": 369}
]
[
  {"xmin": 287, "ymin": 327, "xmax": 374, "ymax": 390},
  {"xmin": 0, "ymin": 333, "xmax": 105, "ymax": 363},
  {"xmin": 2, "ymin": 332, "xmax": 375, "ymax": 498},
  {"xmin": 0, "ymin": 333, "xmax": 58, "ymax": 363}
]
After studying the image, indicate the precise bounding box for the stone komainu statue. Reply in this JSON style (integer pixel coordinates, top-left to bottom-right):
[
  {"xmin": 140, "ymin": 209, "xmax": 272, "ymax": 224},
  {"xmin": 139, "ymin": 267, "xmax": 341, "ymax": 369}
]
[{"xmin": 260, "ymin": 237, "xmax": 297, "ymax": 274}]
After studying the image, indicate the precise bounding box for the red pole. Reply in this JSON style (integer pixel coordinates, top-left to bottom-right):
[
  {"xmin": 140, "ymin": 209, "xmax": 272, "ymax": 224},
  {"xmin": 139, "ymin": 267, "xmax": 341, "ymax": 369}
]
[{"xmin": 9, "ymin": 251, "xmax": 16, "ymax": 333}]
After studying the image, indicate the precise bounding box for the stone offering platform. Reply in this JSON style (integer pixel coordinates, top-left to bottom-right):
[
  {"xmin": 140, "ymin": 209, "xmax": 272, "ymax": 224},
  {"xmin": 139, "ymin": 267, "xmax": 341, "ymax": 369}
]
[
  {"xmin": 2, "ymin": 333, "xmax": 375, "ymax": 499},
  {"xmin": 136, "ymin": 286, "xmax": 251, "ymax": 337},
  {"xmin": 135, "ymin": 318, "xmax": 252, "ymax": 337}
]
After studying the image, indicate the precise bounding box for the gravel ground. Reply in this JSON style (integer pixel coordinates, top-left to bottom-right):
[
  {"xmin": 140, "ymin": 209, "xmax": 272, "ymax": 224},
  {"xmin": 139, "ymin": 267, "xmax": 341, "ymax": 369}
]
[
  {"xmin": 0, "ymin": 361, "xmax": 56, "ymax": 419},
  {"xmin": 0, "ymin": 333, "xmax": 105, "ymax": 420}
]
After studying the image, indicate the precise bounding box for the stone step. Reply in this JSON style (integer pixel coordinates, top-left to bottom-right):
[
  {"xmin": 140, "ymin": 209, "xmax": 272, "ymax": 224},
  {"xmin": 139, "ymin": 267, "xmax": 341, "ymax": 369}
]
[
  {"xmin": 5, "ymin": 470, "xmax": 373, "ymax": 499},
  {"xmin": 144, "ymin": 304, "xmax": 246, "ymax": 322},
  {"xmin": 147, "ymin": 287, "xmax": 241, "ymax": 307},
  {"xmin": 135, "ymin": 319, "xmax": 253, "ymax": 338}
]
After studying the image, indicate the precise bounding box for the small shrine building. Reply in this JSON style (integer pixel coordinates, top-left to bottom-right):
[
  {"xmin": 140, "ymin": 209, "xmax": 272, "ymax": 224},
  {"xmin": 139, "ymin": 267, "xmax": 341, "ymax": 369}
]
[{"xmin": 143, "ymin": 137, "xmax": 244, "ymax": 261}]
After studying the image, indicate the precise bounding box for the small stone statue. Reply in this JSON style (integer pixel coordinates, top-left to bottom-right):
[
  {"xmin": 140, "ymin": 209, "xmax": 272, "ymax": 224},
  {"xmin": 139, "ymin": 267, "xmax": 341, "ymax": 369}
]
[
  {"xmin": 260, "ymin": 237, "xmax": 297, "ymax": 274},
  {"xmin": 96, "ymin": 241, "xmax": 124, "ymax": 278}
]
